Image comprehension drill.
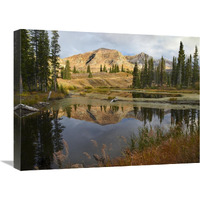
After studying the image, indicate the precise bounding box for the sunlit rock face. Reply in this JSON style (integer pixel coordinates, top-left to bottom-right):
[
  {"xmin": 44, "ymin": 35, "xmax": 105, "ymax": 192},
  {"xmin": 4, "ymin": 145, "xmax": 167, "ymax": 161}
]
[
  {"xmin": 59, "ymin": 48, "xmax": 134, "ymax": 72},
  {"xmin": 59, "ymin": 49, "xmax": 172, "ymax": 73}
]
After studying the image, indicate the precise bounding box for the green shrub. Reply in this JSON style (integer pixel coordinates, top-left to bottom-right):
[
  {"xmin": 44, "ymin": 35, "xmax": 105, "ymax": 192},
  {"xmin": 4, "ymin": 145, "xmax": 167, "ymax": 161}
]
[
  {"xmin": 108, "ymin": 96, "xmax": 115, "ymax": 100},
  {"xmin": 169, "ymin": 97, "xmax": 177, "ymax": 101},
  {"xmin": 67, "ymin": 85, "xmax": 75, "ymax": 90},
  {"xmin": 84, "ymin": 86, "xmax": 93, "ymax": 89},
  {"xmin": 80, "ymin": 92, "xmax": 86, "ymax": 96},
  {"xmin": 59, "ymin": 84, "xmax": 69, "ymax": 95}
]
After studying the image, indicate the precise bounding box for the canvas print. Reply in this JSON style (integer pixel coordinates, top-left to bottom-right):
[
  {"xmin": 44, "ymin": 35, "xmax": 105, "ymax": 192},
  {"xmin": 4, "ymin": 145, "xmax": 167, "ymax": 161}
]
[{"xmin": 14, "ymin": 30, "xmax": 200, "ymax": 170}]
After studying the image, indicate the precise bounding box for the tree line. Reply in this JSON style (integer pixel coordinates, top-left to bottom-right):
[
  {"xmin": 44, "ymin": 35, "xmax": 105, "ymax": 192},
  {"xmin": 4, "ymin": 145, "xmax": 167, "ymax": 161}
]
[
  {"xmin": 21, "ymin": 29, "xmax": 60, "ymax": 92},
  {"xmin": 133, "ymin": 42, "xmax": 199, "ymax": 89}
]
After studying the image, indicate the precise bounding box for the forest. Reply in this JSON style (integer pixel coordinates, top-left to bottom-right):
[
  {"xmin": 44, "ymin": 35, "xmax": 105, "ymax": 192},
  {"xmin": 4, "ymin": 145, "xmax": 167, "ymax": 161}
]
[
  {"xmin": 20, "ymin": 29, "xmax": 199, "ymax": 96},
  {"xmin": 20, "ymin": 29, "xmax": 60, "ymax": 93}
]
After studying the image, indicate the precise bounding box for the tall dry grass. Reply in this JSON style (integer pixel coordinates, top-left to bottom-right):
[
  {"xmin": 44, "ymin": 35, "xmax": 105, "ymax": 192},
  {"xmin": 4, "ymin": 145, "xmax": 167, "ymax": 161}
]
[{"xmin": 112, "ymin": 125, "xmax": 199, "ymax": 166}]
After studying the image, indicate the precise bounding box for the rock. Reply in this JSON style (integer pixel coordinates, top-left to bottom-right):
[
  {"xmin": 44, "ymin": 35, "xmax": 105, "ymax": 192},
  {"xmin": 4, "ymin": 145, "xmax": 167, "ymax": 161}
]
[{"xmin": 59, "ymin": 48, "xmax": 134, "ymax": 73}]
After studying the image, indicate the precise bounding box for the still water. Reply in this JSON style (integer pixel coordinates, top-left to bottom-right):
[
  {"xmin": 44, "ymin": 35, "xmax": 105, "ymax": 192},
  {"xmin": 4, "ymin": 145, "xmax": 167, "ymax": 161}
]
[{"xmin": 17, "ymin": 98, "xmax": 199, "ymax": 170}]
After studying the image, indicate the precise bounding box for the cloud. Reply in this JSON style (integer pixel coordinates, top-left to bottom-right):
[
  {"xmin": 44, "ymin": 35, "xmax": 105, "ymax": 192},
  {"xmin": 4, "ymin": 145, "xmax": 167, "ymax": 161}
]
[{"xmin": 57, "ymin": 31, "xmax": 200, "ymax": 60}]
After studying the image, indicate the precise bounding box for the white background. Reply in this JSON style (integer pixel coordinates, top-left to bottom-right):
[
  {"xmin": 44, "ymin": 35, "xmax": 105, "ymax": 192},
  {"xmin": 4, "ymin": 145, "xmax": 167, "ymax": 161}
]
[{"xmin": 0, "ymin": 0, "xmax": 199, "ymax": 199}]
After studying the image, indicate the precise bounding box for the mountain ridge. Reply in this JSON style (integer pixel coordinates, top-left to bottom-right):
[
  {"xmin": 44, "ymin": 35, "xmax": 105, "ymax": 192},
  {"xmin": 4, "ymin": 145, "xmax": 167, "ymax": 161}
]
[{"xmin": 59, "ymin": 48, "xmax": 172, "ymax": 71}]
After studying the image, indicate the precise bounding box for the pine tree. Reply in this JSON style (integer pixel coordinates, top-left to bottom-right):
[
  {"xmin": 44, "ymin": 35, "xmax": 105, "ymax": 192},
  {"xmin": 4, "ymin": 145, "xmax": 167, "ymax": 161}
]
[
  {"xmin": 100, "ymin": 64, "xmax": 102, "ymax": 72},
  {"xmin": 88, "ymin": 71, "xmax": 93, "ymax": 78},
  {"xmin": 87, "ymin": 65, "xmax": 91, "ymax": 73},
  {"xmin": 171, "ymin": 57, "xmax": 177, "ymax": 86},
  {"xmin": 116, "ymin": 64, "xmax": 119, "ymax": 72},
  {"xmin": 192, "ymin": 46, "xmax": 199, "ymax": 87},
  {"xmin": 30, "ymin": 30, "xmax": 40, "ymax": 90},
  {"xmin": 156, "ymin": 63, "xmax": 161, "ymax": 86},
  {"xmin": 166, "ymin": 72, "xmax": 171, "ymax": 87},
  {"xmin": 121, "ymin": 64, "xmax": 124, "ymax": 72},
  {"xmin": 61, "ymin": 67, "xmax": 64, "ymax": 78},
  {"xmin": 133, "ymin": 62, "xmax": 140, "ymax": 88},
  {"xmin": 103, "ymin": 65, "xmax": 106, "ymax": 72},
  {"xmin": 37, "ymin": 30, "xmax": 50, "ymax": 91},
  {"xmin": 177, "ymin": 41, "xmax": 185, "ymax": 87},
  {"xmin": 148, "ymin": 58, "xmax": 154, "ymax": 87},
  {"xmin": 160, "ymin": 56, "xmax": 166, "ymax": 86},
  {"xmin": 185, "ymin": 55, "xmax": 192, "ymax": 87},
  {"xmin": 50, "ymin": 31, "xmax": 60, "ymax": 92},
  {"xmin": 21, "ymin": 29, "xmax": 35, "ymax": 91},
  {"xmin": 143, "ymin": 55, "xmax": 148, "ymax": 87},
  {"xmin": 111, "ymin": 64, "xmax": 114, "ymax": 73},
  {"xmin": 65, "ymin": 60, "xmax": 71, "ymax": 80},
  {"xmin": 73, "ymin": 66, "xmax": 77, "ymax": 73}
]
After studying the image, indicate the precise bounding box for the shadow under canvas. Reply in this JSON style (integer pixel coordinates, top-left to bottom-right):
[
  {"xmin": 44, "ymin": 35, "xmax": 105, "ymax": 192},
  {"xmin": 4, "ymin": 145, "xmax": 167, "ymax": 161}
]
[{"xmin": 1, "ymin": 161, "xmax": 14, "ymax": 167}]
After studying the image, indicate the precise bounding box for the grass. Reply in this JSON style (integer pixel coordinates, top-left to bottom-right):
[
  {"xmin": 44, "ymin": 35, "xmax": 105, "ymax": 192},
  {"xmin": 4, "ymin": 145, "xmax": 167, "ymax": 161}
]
[
  {"xmin": 111, "ymin": 125, "xmax": 199, "ymax": 166},
  {"xmin": 84, "ymin": 86, "xmax": 93, "ymax": 89},
  {"xmin": 80, "ymin": 92, "xmax": 86, "ymax": 96},
  {"xmin": 108, "ymin": 96, "xmax": 116, "ymax": 100},
  {"xmin": 169, "ymin": 97, "xmax": 177, "ymax": 101},
  {"xmin": 20, "ymin": 91, "xmax": 65, "ymax": 106},
  {"xmin": 136, "ymin": 88, "xmax": 199, "ymax": 94}
]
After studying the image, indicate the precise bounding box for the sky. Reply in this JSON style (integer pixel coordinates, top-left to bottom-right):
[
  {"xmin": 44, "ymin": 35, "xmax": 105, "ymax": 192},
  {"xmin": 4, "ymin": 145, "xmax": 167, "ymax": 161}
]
[{"xmin": 54, "ymin": 31, "xmax": 200, "ymax": 60}]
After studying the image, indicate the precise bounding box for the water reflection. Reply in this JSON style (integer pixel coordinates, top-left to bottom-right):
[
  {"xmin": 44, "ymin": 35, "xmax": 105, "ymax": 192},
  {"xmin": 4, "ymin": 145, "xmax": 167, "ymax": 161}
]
[
  {"xmin": 19, "ymin": 104, "xmax": 199, "ymax": 170},
  {"xmin": 20, "ymin": 110, "xmax": 65, "ymax": 170},
  {"xmin": 132, "ymin": 92, "xmax": 181, "ymax": 98}
]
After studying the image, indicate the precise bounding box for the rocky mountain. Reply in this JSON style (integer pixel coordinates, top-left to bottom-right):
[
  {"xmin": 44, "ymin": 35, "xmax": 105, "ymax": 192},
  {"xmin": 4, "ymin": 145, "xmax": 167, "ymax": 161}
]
[
  {"xmin": 125, "ymin": 52, "xmax": 172, "ymax": 70},
  {"xmin": 60, "ymin": 48, "xmax": 133, "ymax": 72},
  {"xmin": 59, "ymin": 48, "xmax": 172, "ymax": 72}
]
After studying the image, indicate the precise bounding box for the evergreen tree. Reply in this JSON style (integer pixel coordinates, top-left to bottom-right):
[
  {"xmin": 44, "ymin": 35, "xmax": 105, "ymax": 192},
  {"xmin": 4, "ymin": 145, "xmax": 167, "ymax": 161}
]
[
  {"xmin": 111, "ymin": 64, "xmax": 114, "ymax": 73},
  {"xmin": 171, "ymin": 57, "xmax": 177, "ymax": 86},
  {"xmin": 100, "ymin": 64, "xmax": 102, "ymax": 72},
  {"xmin": 121, "ymin": 64, "xmax": 124, "ymax": 72},
  {"xmin": 51, "ymin": 31, "xmax": 60, "ymax": 92},
  {"xmin": 116, "ymin": 64, "xmax": 119, "ymax": 72},
  {"xmin": 133, "ymin": 62, "xmax": 140, "ymax": 88},
  {"xmin": 61, "ymin": 67, "xmax": 64, "ymax": 78},
  {"xmin": 37, "ymin": 30, "xmax": 50, "ymax": 91},
  {"xmin": 148, "ymin": 58, "xmax": 154, "ymax": 87},
  {"xmin": 30, "ymin": 30, "xmax": 40, "ymax": 90},
  {"xmin": 142, "ymin": 55, "xmax": 148, "ymax": 87},
  {"xmin": 64, "ymin": 60, "xmax": 71, "ymax": 80},
  {"xmin": 103, "ymin": 65, "xmax": 107, "ymax": 72},
  {"xmin": 160, "ymin": 56, "xmax": 166, "ymax": 86},
  {"xmin": 88, "ymin": 71, "xmax": 93, "ymax": 78},
  {"xmin": 177, "ymin": 41, "xmax": 185, "ymax": 87},
  {"xmin": 185, "ymin": 55, "xmax": 192, "ymax": 87},
  {"xmin": 73, "ymin": 66, "xmax": 77, "ymax": 73},
  {"xmin": 156, "ymin": 63, "xmax": 161, "ymax": 86},
  {"xmin": 21, "ymin": 29, "xmax": 35, "ymax": 91},
  {"xmin": 166, "ymin": 72, "xmax": 171, "ymax": 87},
  {"xmin": 87, "ymin": 65, "xmax": 91, "ymax": 73},
  {"xmin": 192, "ymin": 46, "xmax": 199, "ymax": 87}
]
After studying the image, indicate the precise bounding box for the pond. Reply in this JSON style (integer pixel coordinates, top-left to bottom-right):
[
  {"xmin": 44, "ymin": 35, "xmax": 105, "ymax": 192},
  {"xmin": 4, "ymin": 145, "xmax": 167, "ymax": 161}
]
[{"xmin": 16, "ymin": 97, "xmax": 199, "ymax": 170}]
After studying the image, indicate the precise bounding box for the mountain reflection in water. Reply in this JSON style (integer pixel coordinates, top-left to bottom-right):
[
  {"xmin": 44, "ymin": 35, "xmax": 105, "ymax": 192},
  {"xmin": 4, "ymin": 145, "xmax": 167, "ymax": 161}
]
[{"xmin": 18, "ymin": 103, "xmax": 199, "ymax": 170}]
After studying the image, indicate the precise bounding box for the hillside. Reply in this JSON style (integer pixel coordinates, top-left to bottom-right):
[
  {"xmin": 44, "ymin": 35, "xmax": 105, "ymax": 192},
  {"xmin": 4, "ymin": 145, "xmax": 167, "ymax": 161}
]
[
  {"xmin": 58, "ymin": 72, "xmax": 133, "ymax": 88},
  {"xmin": 125, "ymin": 52, "xmax": 172, "ymax": 70},
  {"xmin": 60, "ymin": 48, "xmax": 134, "ymax": 72}
]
